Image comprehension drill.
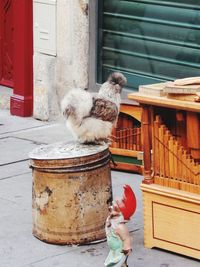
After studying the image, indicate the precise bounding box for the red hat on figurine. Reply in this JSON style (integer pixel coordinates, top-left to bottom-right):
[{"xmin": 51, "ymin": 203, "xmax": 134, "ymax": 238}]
[{"xmin": 116, "ymin": 184, "xmax": 137, "ymax": 220}]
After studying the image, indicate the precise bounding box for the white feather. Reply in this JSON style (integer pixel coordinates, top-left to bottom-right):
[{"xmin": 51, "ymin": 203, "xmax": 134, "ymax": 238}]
[
  {"xmin": 67, "ymin": 118, "xmax": 113, "ymax": 143},
  {"xmin": 61, "ymin": 88, "xmax": 93, "ymax": 126}
]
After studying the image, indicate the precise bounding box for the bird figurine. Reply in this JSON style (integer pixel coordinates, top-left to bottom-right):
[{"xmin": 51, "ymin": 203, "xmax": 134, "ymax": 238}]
[{"xmin": 61, "ymin": 72, "xmax": 127, "ymax": 144}]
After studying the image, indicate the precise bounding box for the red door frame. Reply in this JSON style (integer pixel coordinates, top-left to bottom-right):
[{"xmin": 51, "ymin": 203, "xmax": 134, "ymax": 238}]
[
  {"xmin": 0, "ymin": 2, "xmax": 3, "ymax": 84},
  {"xmin": 10, "ymin": 0, "xmax": 33, "ymax": 117}
]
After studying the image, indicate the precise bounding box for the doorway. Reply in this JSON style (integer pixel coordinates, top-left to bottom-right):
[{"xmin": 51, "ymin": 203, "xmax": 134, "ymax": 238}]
[
  {"xmin": 0, "ymin": 0, "xmax": 33, "ymax": 117},
  {"xmin": 0, "ymin": 0, "xmax": 14, "ymax": 88}
]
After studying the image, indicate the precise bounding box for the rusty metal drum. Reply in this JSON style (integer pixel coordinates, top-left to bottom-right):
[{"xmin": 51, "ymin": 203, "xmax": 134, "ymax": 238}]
[{"xmin": 29, "ymin": 141, "xmax": 112, "ymax": 245}]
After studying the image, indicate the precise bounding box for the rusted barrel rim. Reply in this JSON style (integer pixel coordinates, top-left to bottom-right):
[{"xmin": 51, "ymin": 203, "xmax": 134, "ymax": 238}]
[
  {"xmin": 29, "ymin": 141, "xmax": 111, "ymax": 171},
  {"xmin": 30, "ymin": 156, "xmax": 111, "ymax": 173}
]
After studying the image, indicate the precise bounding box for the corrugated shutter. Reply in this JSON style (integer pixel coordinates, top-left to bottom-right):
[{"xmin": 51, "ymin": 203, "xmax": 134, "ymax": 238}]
[{"xmin": 98, "ymin": 0, "xmax": 200, "ymax": 90}]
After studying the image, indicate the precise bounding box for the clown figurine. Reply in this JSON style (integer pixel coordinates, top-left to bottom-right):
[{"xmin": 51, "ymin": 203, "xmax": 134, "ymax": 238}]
[{"xmin": 104, "ymin": 185, "xmax": 137, "ymax": 267}]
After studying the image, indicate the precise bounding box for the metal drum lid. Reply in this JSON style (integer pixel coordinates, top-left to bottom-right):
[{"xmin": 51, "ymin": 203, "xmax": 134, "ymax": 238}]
[{"xmin": 29, "ymin": 141, "xmax": 110, "ymax": 170}]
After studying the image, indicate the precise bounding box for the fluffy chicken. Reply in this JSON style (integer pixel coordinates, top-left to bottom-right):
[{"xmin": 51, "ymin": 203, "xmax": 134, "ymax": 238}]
[{"xmin": 61, "ymin": 72, "xmax": 127, "ymax": 143}]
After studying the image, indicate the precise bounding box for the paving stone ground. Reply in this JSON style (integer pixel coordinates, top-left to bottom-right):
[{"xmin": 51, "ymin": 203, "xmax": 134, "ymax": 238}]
[{"xmin": 0, "ymin": 110, "xmax": 199, "ymax": 267}]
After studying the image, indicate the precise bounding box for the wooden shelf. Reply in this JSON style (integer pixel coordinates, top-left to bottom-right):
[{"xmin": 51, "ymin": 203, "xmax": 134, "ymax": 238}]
[
  {"xmin": 111, "ymin": 161, "xmax": 143, "ymax": 174},
  {"xmin": 128, "ymin": 92, "xmax": 200, "ymax": 113},
  {"xmin": 109, "ymin": 147, "xmax": 139, "ymax": 158}
]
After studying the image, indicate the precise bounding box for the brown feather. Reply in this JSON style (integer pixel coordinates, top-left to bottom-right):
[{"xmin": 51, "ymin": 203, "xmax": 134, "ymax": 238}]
[{"xmin": 90, "ymin": 99, "xmax": 118, "ymax": 122}]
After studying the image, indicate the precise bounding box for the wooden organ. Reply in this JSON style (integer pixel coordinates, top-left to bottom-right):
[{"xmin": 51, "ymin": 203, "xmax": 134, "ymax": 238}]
[
  {"xmin": 129, "ymin": 87, "xmax": 200, "ymax": 259},
  {"xmin": 153, "ymin": 113, "xmax": 200, "ymax": 194}
]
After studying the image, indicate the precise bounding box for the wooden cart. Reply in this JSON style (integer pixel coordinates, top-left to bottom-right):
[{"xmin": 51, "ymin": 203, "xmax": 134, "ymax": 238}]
[{"xmin": 129, "ymin": 90, "xmax": 200, "ymax": 259}]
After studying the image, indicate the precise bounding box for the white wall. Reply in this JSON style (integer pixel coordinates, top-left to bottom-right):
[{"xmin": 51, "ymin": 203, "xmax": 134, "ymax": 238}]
[{"xmin": 33, "ymin": 0, "xmax": 89, "ymax": 120}]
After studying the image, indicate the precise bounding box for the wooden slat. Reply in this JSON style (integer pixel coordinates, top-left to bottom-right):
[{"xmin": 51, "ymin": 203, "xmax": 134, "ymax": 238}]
[
  {"xmin": 136, "ymin": 127, "xmax": 140, "ymax": 151},
  {"xmin": 164, "ymin": 130, "xmax": 170, "ymax": 178},
  {"xmin": 116, "ymin": 129, "xmax": 120, "ymax": 148},
  {"xmin": 177, "ymin": 146, "xmax": 183, "ymax": 182},
  {"xmin": 168, "ymin": 137, "xmax": 174, "ymax": 179},
  {"xmin": 128, "ymin": 128, "xmax": 132, "ymax": 150},
  {"xmin": 153, "ymin": 115, "xmax": 161, "ymax": 175},
  {"xmin": 173, "ymin": 141, "xmax": 178, "ymax": 179},
  {"xmin": 182, "ymin": 150, "xmax": 188, "ymax": 183},
  {"xmin": 158, "ymin": 125, "xmax": 165, "ymax": 177},
  {"xmin": 196, "ymin": 164, "xmax": 199, "ymax": 186}
]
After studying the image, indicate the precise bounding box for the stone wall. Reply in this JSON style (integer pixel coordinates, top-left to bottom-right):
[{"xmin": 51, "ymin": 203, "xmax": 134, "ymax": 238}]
[{"xmin": 33, "ymin": 0, "xmax": 89, "ymax": 120}]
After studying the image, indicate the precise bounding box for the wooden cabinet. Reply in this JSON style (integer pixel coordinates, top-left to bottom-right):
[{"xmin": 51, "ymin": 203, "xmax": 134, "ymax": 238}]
[{"xmin": 129, "ymin": 91, "xmax": 200, "ymax": 259}]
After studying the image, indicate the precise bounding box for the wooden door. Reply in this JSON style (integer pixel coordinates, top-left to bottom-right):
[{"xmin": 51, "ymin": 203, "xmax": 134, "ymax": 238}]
[
  {"xmin": 0, "ymin": 0, "xmax": 14, "ymax": 88},
  {"xmin": 0, "ymin": 0, "xmax": 33, "ymax": 117}
]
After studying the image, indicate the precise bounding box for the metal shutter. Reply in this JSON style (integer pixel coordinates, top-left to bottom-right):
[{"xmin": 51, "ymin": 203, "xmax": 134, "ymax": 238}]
[{"xmin": 98, "ymin": 0, "xmax": 200, "ymax": 90}]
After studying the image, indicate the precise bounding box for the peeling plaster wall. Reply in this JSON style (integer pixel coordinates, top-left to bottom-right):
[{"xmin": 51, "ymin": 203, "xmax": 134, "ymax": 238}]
[{"xmin": 33, "ymin": 0, "xmax": 89, "ymax": 121}]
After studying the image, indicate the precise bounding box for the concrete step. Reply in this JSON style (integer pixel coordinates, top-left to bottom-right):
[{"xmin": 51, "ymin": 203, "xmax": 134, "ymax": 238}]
[{"xmin": 0, "ymin": 85, "xmax": 12, "ymax": 110}]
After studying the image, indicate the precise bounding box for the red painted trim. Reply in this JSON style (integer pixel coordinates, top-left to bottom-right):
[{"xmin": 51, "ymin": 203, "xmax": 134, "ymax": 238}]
[
  {"xmin": 0, "ymin": 1, "xmax": 4, "ymax": 83},
  {"xmin": 1, "ymin": 79, "xmax": 13, "ymax": 88},
  {"xmin": 11, "ymin": 0, "xmax": 33, "ymax": 117}
]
